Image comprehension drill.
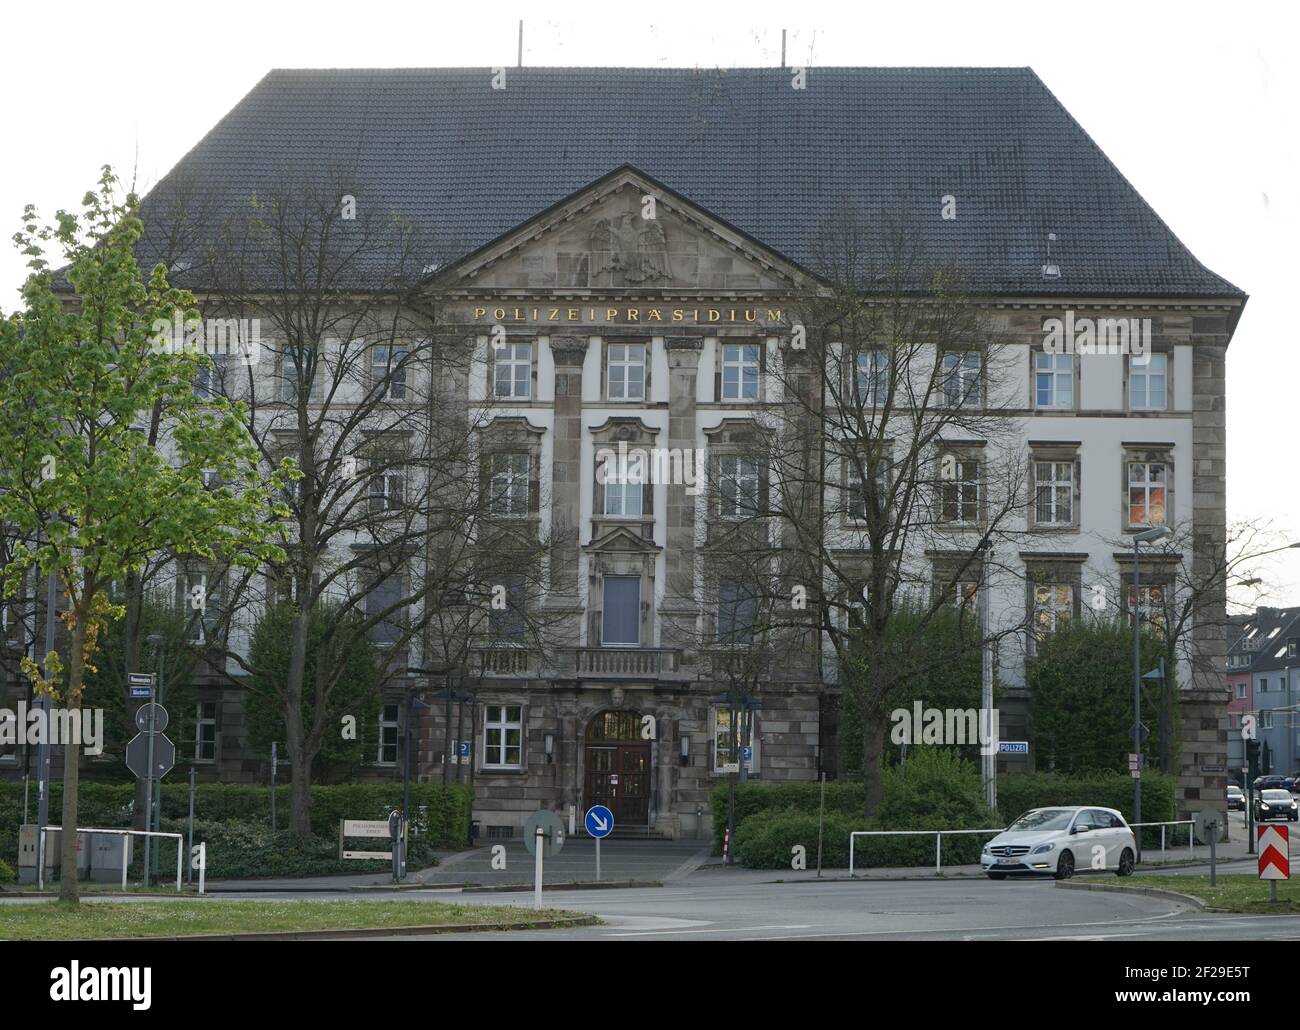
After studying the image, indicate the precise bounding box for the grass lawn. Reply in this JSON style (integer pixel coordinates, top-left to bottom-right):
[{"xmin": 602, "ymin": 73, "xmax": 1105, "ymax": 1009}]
[
  {"xmin": 0, "ymin": 899, "xmax": 593, "ymax": 940},
  {"xmin": 1125, "ymin": 875, "xmax": 1300, "ymax": 913}
]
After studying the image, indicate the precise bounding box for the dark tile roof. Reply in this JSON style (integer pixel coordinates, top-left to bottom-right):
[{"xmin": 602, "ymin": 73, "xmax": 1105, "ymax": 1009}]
[
  {"xmin": 1230, "ymin": 607, "xmax": 1300, "ymax": 672},
  {"xmin": 138, "ymin": 66, "xmax": 1244, "ymax": 298}
]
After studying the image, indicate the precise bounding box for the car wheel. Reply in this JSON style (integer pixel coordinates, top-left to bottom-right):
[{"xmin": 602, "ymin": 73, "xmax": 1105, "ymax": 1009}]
[
  {"xmin": 1116, "ymin": 848, "xmax": 1135, "ymax": 877},
  {"xmin": 1054, "ymin": 851, "xmax": 1074, "ymax": 880},
  {"xmin": 987, "ymin": 872, "xmax": 1007, "ymax": 880}
]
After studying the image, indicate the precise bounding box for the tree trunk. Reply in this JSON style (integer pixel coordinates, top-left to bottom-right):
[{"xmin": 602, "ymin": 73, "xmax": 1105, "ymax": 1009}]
[
  {"xmin": 861, "ymin": 710, "xmax": 885, "ymax": 820},
  {"xmin": 284, "ymin": 602, "xmax": 312, "ymax": 833},
  {"xmin": 58, "ymin": 612, "xmax": 88, "ymax": 904}
]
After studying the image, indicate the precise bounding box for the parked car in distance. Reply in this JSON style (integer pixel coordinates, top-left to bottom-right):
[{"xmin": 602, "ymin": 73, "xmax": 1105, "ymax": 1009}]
[
  {"xmin": 1255, "ymin": 789, "xmax": 1299, "ymax": 822},
  {"xmin": 1227, "ymin": 785, "xmax": 1245, "ymax": 811},
  {"xmin": 982, "ymin": 806, "xmax": 1136, "ymax": 881},
  {"xmin": 1254, "ymin": 775, "xmax": 1288, "ymax": 792}
]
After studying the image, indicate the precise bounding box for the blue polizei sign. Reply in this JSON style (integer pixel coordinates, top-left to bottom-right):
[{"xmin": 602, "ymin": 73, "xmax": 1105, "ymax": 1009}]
[
  {"xmin": 585, "ymin": 805, "xmax": 614, "ymax": 839},
  {"xmin": 998, "ymin": 741, "xmax": 1029, "ymax": 754}
]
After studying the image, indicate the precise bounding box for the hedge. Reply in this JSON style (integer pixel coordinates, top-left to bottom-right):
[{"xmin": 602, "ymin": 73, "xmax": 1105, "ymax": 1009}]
[
  {"xmin": 0, "ymin": 781, "xmax": 473, "ymax": 870},
  {"xmin": 0, "ymin": 857, "xmax": 14, "ymax": 884},
  {"xmin": 714, "ymin": 756, "xmax": 1177, "ymax": 867},
  {"xmin": 997, "ymin": 771, "xmax": 1177, "ymax": 849}
]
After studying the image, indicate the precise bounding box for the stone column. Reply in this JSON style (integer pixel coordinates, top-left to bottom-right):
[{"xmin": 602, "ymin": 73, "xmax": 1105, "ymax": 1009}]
[
  {"xmin": 660, "ymin": 337, "xmax": 703, "ymax": 649},
  {"xmin": 546, "ymin": 337, "xmax": 588, "ymax": 643}
]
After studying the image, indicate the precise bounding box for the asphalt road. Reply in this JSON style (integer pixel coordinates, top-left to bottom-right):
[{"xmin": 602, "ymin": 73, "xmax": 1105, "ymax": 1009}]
[{"xmin": 338, "ymin": 877, "xmax": 1300, "ymax": 941}]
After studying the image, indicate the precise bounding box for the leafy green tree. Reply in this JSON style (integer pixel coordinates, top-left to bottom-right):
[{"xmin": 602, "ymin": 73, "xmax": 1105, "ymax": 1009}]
[
  {"xmin": 839, "ymin": 604, "xmax": 986, "ymax": 775},
  {"xmin": 0, "ymin": 168, "xmax": 284, "ymax": 901},
  {"xmin": 1027, "ymin": 618, "xmax": 1172, "ymax": 774},
  {"xmin": 244, "ymin": 602, "xmax": 382, "ymax": 783}
]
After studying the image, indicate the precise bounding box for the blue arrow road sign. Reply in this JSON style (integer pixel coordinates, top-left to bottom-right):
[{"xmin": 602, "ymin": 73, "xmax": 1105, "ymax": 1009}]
[{"xmin": 585, "ymin": 805, "xmax": 614, "ymax": 839}]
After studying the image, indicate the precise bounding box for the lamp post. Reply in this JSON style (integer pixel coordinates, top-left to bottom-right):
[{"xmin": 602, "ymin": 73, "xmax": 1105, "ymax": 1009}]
[{"xmin": 1132, "ymin": 525, "xmax": 1171, "ymax": 856}]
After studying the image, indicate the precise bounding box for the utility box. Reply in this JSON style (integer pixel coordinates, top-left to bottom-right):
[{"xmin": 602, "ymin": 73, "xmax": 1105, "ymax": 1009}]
[
  {"xmin": 18, "ymin": 825, "xmax": 89, "ymax": 883},
  {"xmin": 90, "ymin": 834, "xmax": 134, "ymax": 883}
]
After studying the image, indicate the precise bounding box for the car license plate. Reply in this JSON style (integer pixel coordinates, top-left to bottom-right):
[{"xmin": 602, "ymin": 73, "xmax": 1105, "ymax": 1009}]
[{"xmin": 997, "ymin": 857, "xmax": 1018, "ymax": 865}]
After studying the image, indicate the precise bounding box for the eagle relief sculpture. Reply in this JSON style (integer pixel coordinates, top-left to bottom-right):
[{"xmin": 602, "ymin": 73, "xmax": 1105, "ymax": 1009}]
[{"xmin": 589, "ymin": 212, "xmax": 672, "ymax": 285}]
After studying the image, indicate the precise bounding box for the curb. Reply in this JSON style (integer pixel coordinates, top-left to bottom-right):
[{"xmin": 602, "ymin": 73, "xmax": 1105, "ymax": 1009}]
[
  {"xmin": 462, "ymin": 880, "xmax": 661, "ymax": 893},
  {"xmin": 1054, "ymin": 879, "xmax": 1208, "ymax": 910},
  {"xmin": 59, "ymin": 915, "xmax": 600, "ymax": 942}
]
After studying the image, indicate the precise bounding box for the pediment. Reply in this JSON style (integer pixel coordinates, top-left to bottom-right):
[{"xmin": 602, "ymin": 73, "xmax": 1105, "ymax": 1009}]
[
  {"xmin": 584, "ymin": 524, "xmax": 662, "ymax": 554},
  {"xmin": 434, "ymin": 165, "xmax": 808, "ymax": 294}
]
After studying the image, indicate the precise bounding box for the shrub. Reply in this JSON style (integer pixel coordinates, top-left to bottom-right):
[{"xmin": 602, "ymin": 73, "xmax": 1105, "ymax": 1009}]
[
  {"xmin": 0, "ymin": 857, "xmax": 15, "ymax": 884},
  {"xmin": 998, "ymin": 770, "xmax": 1176, "ymax": 848},
  {"xmin": 717, "ymin": 749, "xmax": 1001, "ymax": 866}
]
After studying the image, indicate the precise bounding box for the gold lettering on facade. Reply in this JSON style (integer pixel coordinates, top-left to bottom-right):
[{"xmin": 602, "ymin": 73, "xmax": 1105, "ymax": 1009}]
[
  {"xmin": 492, "ymin": 308, "xmax": 506, "ymax": 320},
  {"xmin": 744, "ymin": 309, "xmax": 756, "ymax": 322},
  {"xmin": 473, "ymin": 307, "xmax": 486, "ymax": 319},
  {"xmin": 767, "ymin": 309, "xmax": 782, "ymax": 321},
  {"xmin": 672, "ymin": 309, "xmax": 684, "ymax": 321},
  {"xmin": 707, "ymin": 309, "xmax": 720, "ymax": 322},
  {"xmin": 548, "ymin": 308, "xmax": 560, "ymax": 321},
  {"xmin": 648, "ymin": 309, "xmax": 662, "ymax": 321},
  {"xmin": 626, "ymin": 308, "xmax": 638, "ymax": 321},
  {"xmin": 606, "ymin": 308, "xmax": 619, "ymax": 321}
]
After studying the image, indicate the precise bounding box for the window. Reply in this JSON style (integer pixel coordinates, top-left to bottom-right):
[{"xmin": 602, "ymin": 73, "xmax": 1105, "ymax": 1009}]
[
  {"xmin": 489, "ymin": 574, "xmax": 526, "ymax": 643},
  {"xmin": 941, "ymin": 350, "xmax": 981, "ymax": 408},
  {"xmin": 195, "ymin": 702, "xmax": 217, "ymax": 763},
  {"xmin": 602, "ymin": 576, "xmax": 641, "ymax": 645},
  {"xmin": 1237, "ymin": 683, "xmax": 1249, "ymax": 699},
  {"xmin": 494, "ymin": 342, "xmax": 532, "ymax": 400},
  {"xmin": 484, "ymin": 704, "xmax": 523, "ymax": 767},
  {"xmin": 855, "ymin": 349, "xmax": 889, "ymax": 406},
  {"xmin": 490, "ymin": 453, "xmax": 529, "ymax": 516},
  {"xmin": 1032, "ymin": 583, "xmax": 1073, "ymax": 645},
  {"xmin": 1128, "ymin": 583, "xmax": 1167, "ymax": 637},
  {"xmin": 367, "ymin": 466, "xmax": 406, "ymax": 513},
  {"xmin": 940, "ymin": 454, "xmax": 980, "ymax": 525},
  {"xmin": 195, "ymin": 354, "xmax": 228, "ymax": 399},
  {"xmin": 377, "ymin": 704, "xmax": 399, "ymax": 765},
  {"xmin": 603, "ymin": 451, "xmax": 644, "ymax": 517},
  {"xmin": 717, "ymin": 579, "xmax": 756, "ymax": 645},
  {"xmin": 712, "ymin": 707, "xmax": 758, "ymax": 773},
  {"xmin": 1130, "ymin": 353, "xmax": 1168, "ymax": 410},
  {"xmin": 1034, "ymin": 352, "xmax": 1074, "ymax": 409},
  {"xmin": 1262, "ymin": 711, "xmax": 1274, "ymax": 730},
  {"xmin": 366, "ymin": 575, "xmax": 403, "ymax": 645},
  {"xmin": 607, "ymin": 343, "xmax": 646, "ymax": 400},
  {"xmin": 1127, "ymin": 462, "xmax": 1167, "ymax": 528},
  {"xmin": 281, "ymin": 350, "xmax": 316, "ymax": 402},
  {"xmin": 371, "ymin": 345, "xmax": 408, "ymax": 400},
  {"xmin": 948, "ymin": 579, "xmax": 981, "ymax": 610},
  {"xmin": 719, "ymin": 457, "xmax": 760, "ymax": 519},
  {"xmin": 720, "ymin": 343, "xmax": 760, "ymax": 401},
  {"xmin": 1034, "ymin": 461, "xmax": 1073, "ymax": 526},
  {"xmin": 846, "ymin": 453, "xmax": 890, "ymax": 521}
]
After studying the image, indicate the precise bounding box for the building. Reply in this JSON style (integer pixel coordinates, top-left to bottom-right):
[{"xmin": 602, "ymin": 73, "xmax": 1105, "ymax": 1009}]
[
  {"xmin": 1, "ymin": 67, "xmax": 1244, "ymax": 835},
  {"xmin": 1228, "ymin": 607, "xmax": 1300, "ymax": 782}
]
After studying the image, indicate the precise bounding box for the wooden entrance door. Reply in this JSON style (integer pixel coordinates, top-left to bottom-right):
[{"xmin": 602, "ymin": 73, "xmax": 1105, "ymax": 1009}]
[{"xmin": 584, "ymin": 711, "xmax": 651, "ymax": 827}]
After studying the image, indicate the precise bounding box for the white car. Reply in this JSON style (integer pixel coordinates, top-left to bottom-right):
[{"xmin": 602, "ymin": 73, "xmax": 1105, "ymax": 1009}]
[{"xmin": 982, "ymin": 806, "xmax": 1137, "ymax": 880}]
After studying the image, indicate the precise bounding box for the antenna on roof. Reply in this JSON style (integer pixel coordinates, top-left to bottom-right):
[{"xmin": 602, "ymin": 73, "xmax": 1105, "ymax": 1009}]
[
  {"xmin": 518, "ymin": 20, "xmax": 523, "ymax": 68},
  {"xmin": 781, "ymin": 29, "xmax": 786, "ymax": 67}
]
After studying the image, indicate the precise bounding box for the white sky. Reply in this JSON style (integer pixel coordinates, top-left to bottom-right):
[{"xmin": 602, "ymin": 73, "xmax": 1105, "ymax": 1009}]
[{"xmin": 3, "ymin": 0, "xmax": 1297, "ymax": 604}]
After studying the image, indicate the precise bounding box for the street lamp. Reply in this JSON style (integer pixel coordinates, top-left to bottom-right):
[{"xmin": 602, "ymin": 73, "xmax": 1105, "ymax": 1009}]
[{"xmin": 1132, "ymin": 525, "xmax": 1171, "ymax": 856}]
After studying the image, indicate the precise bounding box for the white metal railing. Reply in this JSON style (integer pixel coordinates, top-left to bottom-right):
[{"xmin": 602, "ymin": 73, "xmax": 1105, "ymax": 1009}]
[
  {"xmin": 1129, "ymin": 820, "xmax": 1196, "ymax": 859},
  {"xmin": 849, "ymin": 828, "xmax": 1006, "ymax": 876},
  {"xmin": 39, "ymin": 826, "xmax": 183, "ymax": 892}
]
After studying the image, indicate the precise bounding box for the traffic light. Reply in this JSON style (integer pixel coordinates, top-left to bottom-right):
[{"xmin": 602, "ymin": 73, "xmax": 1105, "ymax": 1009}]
[{"xmin": 1246, "ymin": 738, "xmax": 1262, "ymax": 762}]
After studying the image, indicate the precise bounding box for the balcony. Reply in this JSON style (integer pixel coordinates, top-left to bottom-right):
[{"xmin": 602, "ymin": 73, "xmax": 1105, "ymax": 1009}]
[
  {"xmin": 475, "ymin": 647, "xmax": 534, "ymax": 677},
  {"xmin": 564, "ymin": 647, "xmax": 681, "ymax": 679}
]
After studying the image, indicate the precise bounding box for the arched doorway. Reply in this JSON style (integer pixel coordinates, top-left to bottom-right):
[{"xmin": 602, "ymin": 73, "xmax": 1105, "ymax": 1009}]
[{"xmin": 585, "ymin": 710, "xmax": 651, "ymax": 826}]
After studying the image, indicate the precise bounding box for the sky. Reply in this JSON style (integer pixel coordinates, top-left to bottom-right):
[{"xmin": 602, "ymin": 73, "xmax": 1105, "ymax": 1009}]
[{"xmin": 2, "ymin": 0, "xmax": 1296, "ymax": 606}]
